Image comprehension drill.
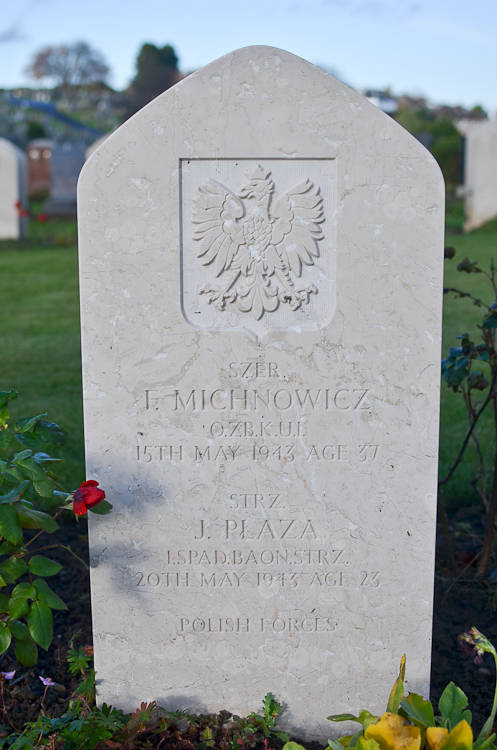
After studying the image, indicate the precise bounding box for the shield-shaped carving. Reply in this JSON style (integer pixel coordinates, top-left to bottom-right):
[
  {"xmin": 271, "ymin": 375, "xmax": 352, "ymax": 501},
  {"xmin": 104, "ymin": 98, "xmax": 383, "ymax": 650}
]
[{"xmin": 181, "ymin": 158, "xmax": 335, "ymax": 338}]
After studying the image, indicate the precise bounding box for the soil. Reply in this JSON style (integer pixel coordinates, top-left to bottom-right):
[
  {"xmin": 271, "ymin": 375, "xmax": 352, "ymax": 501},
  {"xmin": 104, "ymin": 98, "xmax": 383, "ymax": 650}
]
[{"xmin": 1, "ymin": 514, "xmax": 496, "ymax": 738}]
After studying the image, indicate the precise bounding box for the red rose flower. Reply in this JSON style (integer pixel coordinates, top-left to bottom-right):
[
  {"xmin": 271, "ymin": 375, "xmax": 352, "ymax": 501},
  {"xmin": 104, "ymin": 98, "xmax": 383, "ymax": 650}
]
[
  {"xmin": 38, "ymin": 212, "xmax": 47, "ymax": 222},
  {"xmin": 73, "ymin": 480, "xmax": 106, "ymax": 516}
]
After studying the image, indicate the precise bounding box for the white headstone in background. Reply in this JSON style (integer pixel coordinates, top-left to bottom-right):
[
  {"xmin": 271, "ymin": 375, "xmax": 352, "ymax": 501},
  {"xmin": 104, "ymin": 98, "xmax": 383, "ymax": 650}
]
[
  {"xmin": 46, "ymin": 141, "xmax": 86, "ymax": 217},
  {"xmin": 465, "ymin": 119, "xmax": 497, "ymax": 231},
  {"xmin": 78, "ymin": 46, "xmax": 444, "ymax": 741},
  {"xmin": 0, "ymin": 138, "xmax": 27, "ymax": 240}
]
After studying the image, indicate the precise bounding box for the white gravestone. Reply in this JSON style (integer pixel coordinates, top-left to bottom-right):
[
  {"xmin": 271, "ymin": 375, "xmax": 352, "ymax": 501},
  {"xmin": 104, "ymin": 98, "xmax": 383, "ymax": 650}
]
[
  {"xmin": 465, "ymin": 119, "xmax": 497, "ymax": 231},
  {"xmin": 0, "ymin": 138, "xmax": 27, "ymax": 240},
  {"xmin": 78, "ymin": 46, "xmax": 444, "ymax": 741}
]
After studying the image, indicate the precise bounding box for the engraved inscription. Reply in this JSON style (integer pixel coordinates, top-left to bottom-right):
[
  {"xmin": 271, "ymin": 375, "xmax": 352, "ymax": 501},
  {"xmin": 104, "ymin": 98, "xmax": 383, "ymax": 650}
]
[
  {"xmin": 192, "ymin": 165, "xmax": 324, "ymax": 320},
  {"xmin": 133, "ymin": 570, "xmax": 380, "ymax": 590},
  {"xmin": 135, "ymin": 443, "xmax": 379, "ymax": 463},
  {"xmin": 144, "ymin": 386, "xmax": 371, "ymax": 412},
  {"xmin": 177, "ymin": 616, "xmax": 337, "ymax": 634},
  {"xmin": 228, "ymin": 362, "xmax": 279, "ymax": 378}
]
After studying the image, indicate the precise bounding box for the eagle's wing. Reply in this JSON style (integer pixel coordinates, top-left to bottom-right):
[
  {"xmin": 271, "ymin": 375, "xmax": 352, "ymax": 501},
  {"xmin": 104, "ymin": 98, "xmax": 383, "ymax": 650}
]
[
  {"xmin": 192, "ymin": 179, "xmax": 247, "ymax": 277},
  {"xmin": 270, "ymin": 179, "xmax": 324, "ymax": 277}
]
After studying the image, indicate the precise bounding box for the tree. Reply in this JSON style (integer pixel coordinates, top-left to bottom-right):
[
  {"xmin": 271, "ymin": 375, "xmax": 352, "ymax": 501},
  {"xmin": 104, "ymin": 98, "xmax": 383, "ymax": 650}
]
[
  {"xmin": 25, "ymin": 41, "xmax": 110, "ymax": 92},
  {"xmin": 125, "ymin": 43, "xmax": 180, "ymax": 117}
]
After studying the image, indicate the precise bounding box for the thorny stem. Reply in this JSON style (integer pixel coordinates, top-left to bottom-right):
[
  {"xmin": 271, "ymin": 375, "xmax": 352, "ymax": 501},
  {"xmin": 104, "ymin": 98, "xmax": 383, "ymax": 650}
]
[{"xmin": 439, "ymin": 370, "xmax": 497, "ymax": 488}]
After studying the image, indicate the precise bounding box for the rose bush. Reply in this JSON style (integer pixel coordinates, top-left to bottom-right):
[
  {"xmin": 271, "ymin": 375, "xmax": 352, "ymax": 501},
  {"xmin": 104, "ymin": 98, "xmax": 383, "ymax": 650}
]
[{"xmin": 0, "ymin": 389, "xmax": 111, "ymax": 667}]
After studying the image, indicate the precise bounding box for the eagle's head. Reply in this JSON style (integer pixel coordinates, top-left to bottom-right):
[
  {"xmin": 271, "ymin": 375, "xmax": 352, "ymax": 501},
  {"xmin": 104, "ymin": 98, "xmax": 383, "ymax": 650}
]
[{"xmin": 237, "ymin": 165, "xmax": 274, "ymax": 202}]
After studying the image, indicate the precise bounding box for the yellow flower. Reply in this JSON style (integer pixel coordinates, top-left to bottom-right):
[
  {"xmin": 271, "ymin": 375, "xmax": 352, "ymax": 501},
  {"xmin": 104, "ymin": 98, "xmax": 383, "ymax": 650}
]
[
  {"xmin": 364, "ymin": 713, "xmax": 421, "ymax": 750},
  {"xmin": 426, "ymin": 720, "xmax": 473, "ymax": 750}
]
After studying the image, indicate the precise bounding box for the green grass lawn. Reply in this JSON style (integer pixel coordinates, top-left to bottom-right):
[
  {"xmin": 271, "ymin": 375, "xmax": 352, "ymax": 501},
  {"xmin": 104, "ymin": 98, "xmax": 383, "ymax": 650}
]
[
  {"xmin": 1, "ymin": 216, "xmax": 497, "ymax": 510},
  {"xmin": 0, "ymin": 243, "xmax": 85, "ymax": 491}
]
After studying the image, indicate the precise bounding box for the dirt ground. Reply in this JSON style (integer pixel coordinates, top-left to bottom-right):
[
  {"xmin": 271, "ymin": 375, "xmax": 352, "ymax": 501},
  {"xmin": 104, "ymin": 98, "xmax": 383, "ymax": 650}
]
[{"xmin": 1, "ymin": 517, "xmax": 496, "ymax": 735}]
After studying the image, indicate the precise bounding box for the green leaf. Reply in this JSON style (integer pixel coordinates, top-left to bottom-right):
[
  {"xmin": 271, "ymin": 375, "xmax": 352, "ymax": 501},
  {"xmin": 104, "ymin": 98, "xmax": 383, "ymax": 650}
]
[
  {"xmin": 328, "ymin": 742, "xmax": 345, "ymax": 750},
  {"xmin": 387, "ymin": 654, "xmax": 406, "ymax": 714},
  {"xmin": 32, "ymin": 478, "xmax": 54, "ymax": 498},
  {"xmin": 348, "ymin": 730, "xmax": 364, "ymax": 749},
  {"xmin": 33, "ymin": 452, "xmax": 62, "ymax": 465},
  {"xmin": 88, "ymin": 500, "xmax": 113, "ymax": 515},
  {"xmin": 0, "ymin": 482, "xmax": 30, "ymax": 504},
  {"xmin": 0, "ymin": 622, "xmax": 11, "ymax": 654},
  {"xmin": 0, "ymin": 593, "xmax": 9, "ymax": 613},
  {"xmin": 0, "ymin": 540, "xmax": 21, "ymax": 555},
  {"xmin": 0, "ymin": 556, "xmax": 28, "ymax": 580},
  {"xmin": 0, "ymin": 567, "xmax": 15, "ymax": 585},
  {"xmin": 15, "ymin": 457, "xmax": 49, "ymax": 482},
  {"xmin": 28, "ymin": 555, "xmax": 62, "ymax": 577},
  {"xmin": 12, "ymin": 449, "xmax": 33, "ymax": 462},
  {"xmin": 400, "ymin": 693, "xmax": 436, "ymax": 728},
  {"xmin": 33, "ymin": 420, "xmax": 67, "ymax": 447},
  {"xmin": 11, "ymin": 619, "xmax": 39, "ymax": 665},
  {"xmin": 8, "ymin": 582, "xmax": 36, "ymax": 619},
  {"xmin": 1, "ymin": 466, "xmax": 26, "ymax": 484},
  {"xmin": 9, "ymin": 619, "xmax": 30, "ymax": 640},
  {"xmin": 328, "ymin": 714, "xmax": 361, "ymax": 723},
  {"xmin": 475, "ymin": 733, "xmax": 496, "ymax": 750},
  {"xmin": 0, "ymin": 503, "xmax": 23, "ymax": 544},
  {"xmin": 33, "ymin": 578, "xmax": 67, "ymax": 610},
  {"xmin": 15, "ymin": 414, "xmax": 47, "ymax": 434},
  {"xmin": 483, "ymin": 314, "xmax": 497, "ymax": 330},
  {"xmin": 439, "ymin": 682, "xmax": 472, "ymax": 730},
  {"xmin": 14, "ymin": 432, "xmax": 43, "ymax": 450},
  {"xmin": 443, "ymin": 357, "xmax": 470, "ymax": 388},
  {"xmin": 14, "ymin": 633, "xmax": 38, "ymax": 667},
  {"xmin": 27, "ymin": 600, "xmax": 53, "ymax": 650},
  {"xmin": 0, "ymin": 389, "xmax": 17, "ymax": 409},
  {"xmin": 16, "ymin": 506, "xmax": 58, "ymax": 532},
  {"xmin": 0, "ymin": 431, "xmax": 12, "ymax": 450}
]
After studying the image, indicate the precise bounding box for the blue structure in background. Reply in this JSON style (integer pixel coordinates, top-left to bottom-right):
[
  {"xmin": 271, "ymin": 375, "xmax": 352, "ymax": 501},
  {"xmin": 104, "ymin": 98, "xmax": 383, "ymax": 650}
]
[{"xmin": 6, "ymin": 95, "xmax": 103, "ymax": 139}]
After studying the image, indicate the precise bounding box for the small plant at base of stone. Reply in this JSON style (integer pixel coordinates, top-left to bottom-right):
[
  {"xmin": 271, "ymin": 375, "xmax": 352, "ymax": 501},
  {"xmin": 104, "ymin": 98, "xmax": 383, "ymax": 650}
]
[
  {"xmin": 4, "ymin": 642, "xmax": 289, "ymax": 749},
  {"xmin": 287, "ymin": 626, "xmax": 496, "ymax": 750},
  {"xmin": 0, "ymin": 389, "xmax": 111, "ymax": 669}
]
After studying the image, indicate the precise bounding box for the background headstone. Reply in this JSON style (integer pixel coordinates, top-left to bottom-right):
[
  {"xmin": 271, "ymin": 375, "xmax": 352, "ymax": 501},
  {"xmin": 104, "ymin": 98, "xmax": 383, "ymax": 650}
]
[
  {"xmin": 45, "ymin": 140, "xmax": 86, "ymax": 217},
  {"xmin": 465, "ymin": 119, "xmax": 497, "ymax": 231},
  {"xmin": 26, "ymin": 138, "xmax": 54, "ymax": 197},
  {"xmin": 78, "ymin": 46, "xmax": 444, "ymax": 741},
  {"xmin": 0, "ymin": 137, "xmax": 28, "ymax": 240}
]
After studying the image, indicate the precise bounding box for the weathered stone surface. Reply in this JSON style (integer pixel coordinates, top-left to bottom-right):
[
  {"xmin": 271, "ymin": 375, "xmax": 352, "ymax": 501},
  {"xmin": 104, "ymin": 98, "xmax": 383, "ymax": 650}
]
[
  {"xmin": 78, "ymin": 46, "xmax": 444, "ymax": 740},
  {"xmin": 465, "ymin": 120, "xmax": 497, "ymax": 231},
  {"xmin": 0, "ymin": 137, "xmax": 27, "ymax": 240}
]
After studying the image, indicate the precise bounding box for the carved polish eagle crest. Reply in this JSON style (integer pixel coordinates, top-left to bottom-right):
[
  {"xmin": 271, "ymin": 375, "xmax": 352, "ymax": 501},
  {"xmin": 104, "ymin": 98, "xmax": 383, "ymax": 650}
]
[{"xmin": 191, "ymin": 165, "xmax": 324, "ymax": 320}]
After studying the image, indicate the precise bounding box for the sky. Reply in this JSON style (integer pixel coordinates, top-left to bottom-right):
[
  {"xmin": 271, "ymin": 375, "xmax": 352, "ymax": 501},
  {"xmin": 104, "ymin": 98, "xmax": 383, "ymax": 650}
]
[{"xmin": 0, "ymin": 0, "xmax": 496, "ymax": 111}]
